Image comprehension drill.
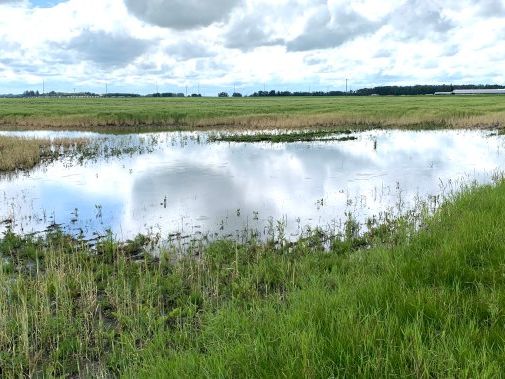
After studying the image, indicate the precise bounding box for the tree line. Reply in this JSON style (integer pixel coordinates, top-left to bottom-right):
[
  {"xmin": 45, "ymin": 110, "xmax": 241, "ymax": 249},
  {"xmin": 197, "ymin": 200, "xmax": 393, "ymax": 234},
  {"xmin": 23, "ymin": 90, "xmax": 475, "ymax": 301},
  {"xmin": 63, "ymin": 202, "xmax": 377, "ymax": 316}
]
[{"xmin": 2, "ymin": 84, "xmax": 504, "ymax": 98}]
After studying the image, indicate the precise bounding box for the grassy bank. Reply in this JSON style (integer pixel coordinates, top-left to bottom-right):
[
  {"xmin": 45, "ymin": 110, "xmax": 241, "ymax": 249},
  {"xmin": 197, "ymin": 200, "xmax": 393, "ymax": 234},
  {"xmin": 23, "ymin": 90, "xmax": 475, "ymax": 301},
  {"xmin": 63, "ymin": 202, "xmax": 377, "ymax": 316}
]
[
  {"xmin": 0, "ymin": 96, "xmax": 505, "ymax": 131},
  {"xmin": 0, "ymin": 136, "xmax": 88, "ymax": 172},
  {"xmin": 1, "ymin": 181, "xmax": 505, "ymax": 377}
]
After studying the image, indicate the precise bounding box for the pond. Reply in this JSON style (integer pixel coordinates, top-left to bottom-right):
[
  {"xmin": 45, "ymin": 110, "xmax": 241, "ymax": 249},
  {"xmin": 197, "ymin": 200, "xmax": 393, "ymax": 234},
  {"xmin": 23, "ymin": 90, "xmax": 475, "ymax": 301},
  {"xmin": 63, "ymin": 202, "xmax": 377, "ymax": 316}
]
[{"xmin": 0, "ymin": 129, "xmax": 503, "ymax": 242}]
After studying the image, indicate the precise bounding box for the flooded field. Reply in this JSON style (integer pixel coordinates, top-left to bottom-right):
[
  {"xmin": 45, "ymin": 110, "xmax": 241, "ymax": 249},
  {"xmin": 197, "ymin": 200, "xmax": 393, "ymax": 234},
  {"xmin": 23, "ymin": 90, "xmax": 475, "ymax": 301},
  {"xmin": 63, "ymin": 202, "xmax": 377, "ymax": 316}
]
[{"xmin": 0, "ymin": 129, "xmax": 503, "ymax": 241}]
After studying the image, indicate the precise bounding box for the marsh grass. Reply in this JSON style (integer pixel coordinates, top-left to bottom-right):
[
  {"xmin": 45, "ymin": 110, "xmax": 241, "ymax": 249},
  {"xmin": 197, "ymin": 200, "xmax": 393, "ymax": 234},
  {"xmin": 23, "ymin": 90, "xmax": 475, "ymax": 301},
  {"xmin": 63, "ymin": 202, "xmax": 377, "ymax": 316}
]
[
  {"xmin": 0, "ymin": 134, "xmax": 162, "ymax": 173},
  {"xmin": 208, "ymin": 129, "xmax": 358, "ymax": 143},
  {"xmin": 0, "ymin": 96, "xmax": 504, "ymax": 131},
  {"xmin": 0, "ymin": 136, "xmax": 89, "ymax": 172},
  {"xmin": 1, "ymin": 181, "xmax": 505, "ymax": 377}
]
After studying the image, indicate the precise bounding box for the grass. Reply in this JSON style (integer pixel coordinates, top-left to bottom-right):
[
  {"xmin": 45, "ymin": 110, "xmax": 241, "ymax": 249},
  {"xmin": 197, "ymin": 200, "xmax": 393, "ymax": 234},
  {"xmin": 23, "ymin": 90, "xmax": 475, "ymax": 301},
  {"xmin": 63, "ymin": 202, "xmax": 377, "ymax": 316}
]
[
  {"xmin": 0, "ymin": 134, "xmax": 164, "ymax": 173},
  {"xmin": 208, "ymin": 129, "xmax": 358, "ymax": 143},
  {"xmin": 0, "ymin": 96, "xmax": 505, "ymax": 131},
  {"xmin": 0, "ymin": 136, "xmax": 88, "ymax": 172},
  {"xmin": 1, "ymin": 180, "xmax": 505, "ymax": 377}
]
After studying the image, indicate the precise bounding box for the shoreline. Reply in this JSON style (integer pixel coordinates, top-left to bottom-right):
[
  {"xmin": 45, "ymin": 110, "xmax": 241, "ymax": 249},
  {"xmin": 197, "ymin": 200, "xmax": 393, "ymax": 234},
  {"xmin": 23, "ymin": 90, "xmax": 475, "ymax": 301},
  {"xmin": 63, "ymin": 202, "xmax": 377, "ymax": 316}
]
[{"xmin": 1, "ymin": 180, "xmax": 505, "ymax": 377}]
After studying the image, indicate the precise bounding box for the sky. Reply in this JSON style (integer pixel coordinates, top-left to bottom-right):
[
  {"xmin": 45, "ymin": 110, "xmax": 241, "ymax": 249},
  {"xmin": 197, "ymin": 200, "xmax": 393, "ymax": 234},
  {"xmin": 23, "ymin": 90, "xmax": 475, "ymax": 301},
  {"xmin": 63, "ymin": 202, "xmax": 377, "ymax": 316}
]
[{"xmin": 0, "ymin": 0, "xmax": 504, "ymax": 95}]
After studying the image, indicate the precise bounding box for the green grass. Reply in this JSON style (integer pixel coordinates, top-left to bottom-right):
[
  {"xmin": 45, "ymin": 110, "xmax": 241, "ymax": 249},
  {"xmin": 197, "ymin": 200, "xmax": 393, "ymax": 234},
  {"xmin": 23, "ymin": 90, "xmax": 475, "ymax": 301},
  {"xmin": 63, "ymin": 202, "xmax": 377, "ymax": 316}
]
[
  {"xmin": 2, "ymin": 180, "xmax": 505, "ymax": 377},
  {"xmin": 208, "ymin": 129, "xmax": 357, "ymax": 143},
  {"xmin": 0, "ymin": 96, "xmax": 504, "ymax": 131}
]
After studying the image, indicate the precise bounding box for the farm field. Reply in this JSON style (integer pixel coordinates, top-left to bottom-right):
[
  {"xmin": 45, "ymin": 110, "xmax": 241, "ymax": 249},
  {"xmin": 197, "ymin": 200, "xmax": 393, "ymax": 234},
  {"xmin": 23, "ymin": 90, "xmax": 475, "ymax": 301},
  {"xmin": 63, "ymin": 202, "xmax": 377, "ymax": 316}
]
[{"xmin": 0, "ymin": 95, "xmax": 504, "ymax": 131}]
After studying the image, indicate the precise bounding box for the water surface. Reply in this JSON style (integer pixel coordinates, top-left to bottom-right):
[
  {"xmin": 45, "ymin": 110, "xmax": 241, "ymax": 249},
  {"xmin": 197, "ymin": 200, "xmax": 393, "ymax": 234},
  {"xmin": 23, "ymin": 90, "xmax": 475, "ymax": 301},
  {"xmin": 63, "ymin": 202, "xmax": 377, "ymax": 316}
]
[{"xmin": 0, "ymin": 129, "xmax": 503, "ymax": 241}]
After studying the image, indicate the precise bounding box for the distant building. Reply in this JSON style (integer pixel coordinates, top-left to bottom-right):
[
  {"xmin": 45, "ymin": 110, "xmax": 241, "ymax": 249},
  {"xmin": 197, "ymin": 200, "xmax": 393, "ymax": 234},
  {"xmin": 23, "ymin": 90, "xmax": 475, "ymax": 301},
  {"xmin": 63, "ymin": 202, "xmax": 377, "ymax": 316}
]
[
  {"xmin": 434, "ymin": 89, "xmax": 505, "ymax": 95},
  {"xmin": 452, "ymin": 89, "xmax": 505, "ymax": 95}
]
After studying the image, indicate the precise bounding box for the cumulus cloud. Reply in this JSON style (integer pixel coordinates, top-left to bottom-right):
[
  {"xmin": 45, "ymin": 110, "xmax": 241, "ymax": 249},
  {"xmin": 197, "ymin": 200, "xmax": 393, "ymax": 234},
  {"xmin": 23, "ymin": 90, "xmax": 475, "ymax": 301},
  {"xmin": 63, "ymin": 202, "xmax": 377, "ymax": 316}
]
[
  {"xmin": 64, "ymin": 30, "xmax": 151, "ymax": 67},
  {"xmin": 224, "ymin": 19, "xmax": 283, "ymax": 51},
  {"xmin": 477, "ymin": 0, "xmax": 505, "ymax": 16},
  {"xmin": 286, "ymin": 5, "xmax": 379, "ymax": 51},
  {"xmin": 0, "ymin": 0, "xmax": 505, "ymax": 93},
  {"xmin": 388, "ymin": 0, "xmax": 455, "ymax": 39},
  {"xmin": 124, "ymin": 0, "xmax": 241, "ymax": 30},
  {"xmin": 165, "ymin": 41, "xmax": 215, "ymax": 60}
]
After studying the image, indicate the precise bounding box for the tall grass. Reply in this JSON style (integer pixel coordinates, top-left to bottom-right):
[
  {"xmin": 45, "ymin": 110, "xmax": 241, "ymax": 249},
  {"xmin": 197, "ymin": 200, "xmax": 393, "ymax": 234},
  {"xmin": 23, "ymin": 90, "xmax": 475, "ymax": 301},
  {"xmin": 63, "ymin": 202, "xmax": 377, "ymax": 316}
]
[
  {"xmin": 1, "ymin": 181, "xmax": 505, "ymax": 377},
  {"xmin": 0, "ymin": 96, "xmax": 504, "ymax": 131},
  {"xmin": 0, "ymin": 136, "xmax": 88, "ymax": 172},
  {"xmin": 0, "ymin": 136, "xmax": 41, "ymax": 171}
]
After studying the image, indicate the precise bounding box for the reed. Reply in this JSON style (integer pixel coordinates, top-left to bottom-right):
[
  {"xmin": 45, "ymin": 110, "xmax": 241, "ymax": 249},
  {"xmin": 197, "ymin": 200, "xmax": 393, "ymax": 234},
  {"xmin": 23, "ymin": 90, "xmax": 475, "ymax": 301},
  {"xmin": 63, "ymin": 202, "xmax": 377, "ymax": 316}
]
[{"xmin": 0, "ymin": 136, "xmax": 89, "ymax": 172}]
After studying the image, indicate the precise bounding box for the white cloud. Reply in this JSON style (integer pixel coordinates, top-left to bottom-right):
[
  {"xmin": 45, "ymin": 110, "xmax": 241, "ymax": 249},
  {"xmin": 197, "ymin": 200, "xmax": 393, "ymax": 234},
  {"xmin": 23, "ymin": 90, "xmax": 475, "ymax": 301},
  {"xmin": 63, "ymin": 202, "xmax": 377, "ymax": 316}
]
[
  {"xmin": 124, "ymin": 0, "xmax": 242, "ymax": 30},
  {"xmin": 0, "ymin": 0, "xmax": 504, "ymax": 94}
]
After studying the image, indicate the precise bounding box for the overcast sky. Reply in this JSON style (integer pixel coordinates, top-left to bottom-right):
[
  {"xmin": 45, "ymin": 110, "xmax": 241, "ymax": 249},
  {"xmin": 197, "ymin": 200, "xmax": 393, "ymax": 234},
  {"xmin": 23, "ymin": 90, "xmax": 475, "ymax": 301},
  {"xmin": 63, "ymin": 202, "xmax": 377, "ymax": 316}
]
[{"xmin": 0, "ymin": 0, "xmax": 504, "ymax": 95}]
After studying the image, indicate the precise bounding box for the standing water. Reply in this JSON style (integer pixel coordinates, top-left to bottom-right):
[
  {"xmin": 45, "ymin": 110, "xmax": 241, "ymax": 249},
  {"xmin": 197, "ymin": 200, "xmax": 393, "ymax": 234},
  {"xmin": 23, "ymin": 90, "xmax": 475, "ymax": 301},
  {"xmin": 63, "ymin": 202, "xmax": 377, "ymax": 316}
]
[{"xmin": 0, "ymin": 129, "xmax": 503, "ymax": 241}]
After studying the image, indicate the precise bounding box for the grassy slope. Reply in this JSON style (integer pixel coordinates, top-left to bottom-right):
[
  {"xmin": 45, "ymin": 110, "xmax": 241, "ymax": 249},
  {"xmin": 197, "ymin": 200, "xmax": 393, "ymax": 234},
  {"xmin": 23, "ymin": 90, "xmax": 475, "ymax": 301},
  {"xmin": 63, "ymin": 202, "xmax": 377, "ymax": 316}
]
[
  {"xmin": 0, "ymin": 96, "xmax": 504, "ymax": 130},
  {"xmin": 1, "ymin": 181, "xmax": 505, "ymax": 377}
]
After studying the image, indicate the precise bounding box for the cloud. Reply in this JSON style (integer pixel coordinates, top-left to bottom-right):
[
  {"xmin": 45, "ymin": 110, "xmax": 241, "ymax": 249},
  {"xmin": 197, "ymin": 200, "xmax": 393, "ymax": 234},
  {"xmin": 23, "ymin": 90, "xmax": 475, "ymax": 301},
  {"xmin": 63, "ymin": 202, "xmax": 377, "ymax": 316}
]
[
  {"xmin": 0, "ymin": 0, "xmax": 504, "ymax": 93},
  {"xmin": 124, "ymin": 0, "xmax": 241, "ymax": 30},
  {"xmin": 477, "ymin": 0, "xmax": 505, "ymax": 16},
  {"xmin": 165, "ymin": 41, "xmax": 215, "ymax": 60},
  {"xmin": 286, "ymin": 5, "xmax": 380, "ymax": 52},
  {"xmin": 64, "ymin": 30, "xmax": 151, "ymax": 68},
  {"xmin": 223, "ymin": 19, "xmax": 283, "ymax": 51},
  {"xmin": 442, "ymin": 44, "xmax": 459, "ymax": 57},
  {"xmin": 388, "ymin": 0, "xmax": 455, "ymax": 39},
  {"xmin": 374, "ymin": 48, "xmax": 392, "ymax": 58}
]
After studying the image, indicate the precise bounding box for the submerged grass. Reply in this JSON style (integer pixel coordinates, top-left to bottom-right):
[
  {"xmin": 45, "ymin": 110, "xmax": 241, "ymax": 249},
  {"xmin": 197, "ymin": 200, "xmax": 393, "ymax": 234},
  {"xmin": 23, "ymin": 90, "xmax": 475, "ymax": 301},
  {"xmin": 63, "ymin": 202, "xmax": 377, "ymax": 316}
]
[
  {"xmin": 0, "ymin": 96, "xmax": 505, "ymax": 131},
  {"xmin": 1, "ymin": 181, "xmax": 505, "ymax": 377}
]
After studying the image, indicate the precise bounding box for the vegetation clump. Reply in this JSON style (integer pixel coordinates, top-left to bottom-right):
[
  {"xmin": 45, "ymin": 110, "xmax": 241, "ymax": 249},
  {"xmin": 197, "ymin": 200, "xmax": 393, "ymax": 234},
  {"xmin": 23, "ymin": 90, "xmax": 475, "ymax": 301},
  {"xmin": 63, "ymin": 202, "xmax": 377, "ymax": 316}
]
[
  {"xmin": 209, "ymin": 129, "xmax": 357, "ymax": 143},
  {"xmin": 1, "ymin": 181, "xmax": 505, "ymax": 377},
  {"xmin": 0, "ymin": 136, "xmax": 88, "ymax": 172}
]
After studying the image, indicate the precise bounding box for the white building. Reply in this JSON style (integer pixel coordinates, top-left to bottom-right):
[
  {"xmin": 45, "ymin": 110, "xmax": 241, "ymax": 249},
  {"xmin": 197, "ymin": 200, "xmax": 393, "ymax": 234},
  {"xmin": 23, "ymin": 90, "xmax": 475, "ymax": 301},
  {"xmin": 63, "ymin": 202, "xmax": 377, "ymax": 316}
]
[{"xmin": 452, "ymin": 89, "xmax": 505, "ymax": 95}]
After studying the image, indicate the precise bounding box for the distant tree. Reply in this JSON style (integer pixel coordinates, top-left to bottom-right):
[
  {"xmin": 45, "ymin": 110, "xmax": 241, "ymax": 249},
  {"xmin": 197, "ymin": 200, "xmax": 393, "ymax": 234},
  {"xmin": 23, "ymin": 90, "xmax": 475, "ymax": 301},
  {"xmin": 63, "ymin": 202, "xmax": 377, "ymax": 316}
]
[
  {"xmin": 232, "ymin": 92, "xmax": 242, "ymax": 97},
  {"xmin": 22, "ymin": 90, "xmax": 38, "ymax": 97},
  {"xmin": 218, "ymin": 92, "xmax": 229, "ymax": 97},
  {"xmin": 191, "ymin": 93, "xmax": 202, "ymax": 97}
]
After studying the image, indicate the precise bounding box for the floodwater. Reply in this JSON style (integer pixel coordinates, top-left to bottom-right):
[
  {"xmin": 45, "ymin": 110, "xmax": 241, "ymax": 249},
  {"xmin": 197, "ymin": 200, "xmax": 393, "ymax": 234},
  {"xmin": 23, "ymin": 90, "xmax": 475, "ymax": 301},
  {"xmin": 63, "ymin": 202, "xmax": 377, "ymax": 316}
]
[{"xmin": 0, "ymin": 129, "xmax": 504, "ymax": 241}]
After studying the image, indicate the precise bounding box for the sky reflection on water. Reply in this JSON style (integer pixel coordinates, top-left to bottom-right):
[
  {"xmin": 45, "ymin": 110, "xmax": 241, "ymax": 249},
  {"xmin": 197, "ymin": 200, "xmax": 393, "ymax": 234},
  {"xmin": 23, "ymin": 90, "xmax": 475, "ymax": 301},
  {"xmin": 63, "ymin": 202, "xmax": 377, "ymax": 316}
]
[{"xmin": 0, "ymin": 129, "xmax": 504, "ymax": 240}]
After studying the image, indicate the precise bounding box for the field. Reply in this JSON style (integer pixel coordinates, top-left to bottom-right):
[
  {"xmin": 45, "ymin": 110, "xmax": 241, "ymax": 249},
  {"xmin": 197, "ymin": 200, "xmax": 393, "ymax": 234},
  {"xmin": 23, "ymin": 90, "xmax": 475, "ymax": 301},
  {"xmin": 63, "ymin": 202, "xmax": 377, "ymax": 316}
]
[
  {"xmin": 0, "ymin": 95, "xmax": 504, "ymax": 131},
  {"xmin": 2, "ymin": 96, "xmax": 505, "ymax": 377},
  {"xmin": 1, "ymin": 180, "xmax": 505, "ymax": 377}
]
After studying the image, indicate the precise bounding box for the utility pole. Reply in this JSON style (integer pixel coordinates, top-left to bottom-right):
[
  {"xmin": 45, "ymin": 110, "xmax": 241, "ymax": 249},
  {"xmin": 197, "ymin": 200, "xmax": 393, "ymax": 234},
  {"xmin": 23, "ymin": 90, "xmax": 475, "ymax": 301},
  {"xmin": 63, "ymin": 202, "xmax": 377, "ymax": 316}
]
[
  {"xmin": 42, "ymin": 80, "xmax": 45, "ymax": 95},
  {"xmin": 346, "ymin": 79, "xmax": 348, "ymax": 94},
  {"xmin": 156, "ymin": 82, "xmax": 159, "ymax": 94},
  {"xmin": 185, "ymin": 86, "xmax": 188, "ymax": 96},
  {"xmin": 105, "ymin": 83, "xmax": 108, "ymax": 95}
]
